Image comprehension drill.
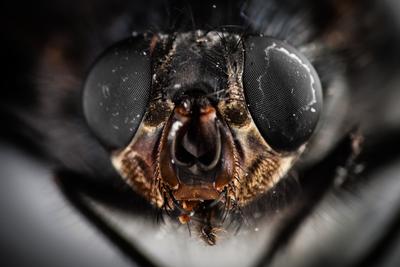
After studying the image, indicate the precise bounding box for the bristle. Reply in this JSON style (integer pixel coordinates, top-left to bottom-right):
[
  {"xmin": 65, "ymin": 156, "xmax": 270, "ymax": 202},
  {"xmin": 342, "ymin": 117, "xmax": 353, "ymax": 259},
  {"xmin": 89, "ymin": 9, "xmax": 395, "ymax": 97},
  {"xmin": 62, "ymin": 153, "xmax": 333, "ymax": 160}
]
[{"xmin": 198, "ymin": 224, "xmax": 219, "ymax": 246}]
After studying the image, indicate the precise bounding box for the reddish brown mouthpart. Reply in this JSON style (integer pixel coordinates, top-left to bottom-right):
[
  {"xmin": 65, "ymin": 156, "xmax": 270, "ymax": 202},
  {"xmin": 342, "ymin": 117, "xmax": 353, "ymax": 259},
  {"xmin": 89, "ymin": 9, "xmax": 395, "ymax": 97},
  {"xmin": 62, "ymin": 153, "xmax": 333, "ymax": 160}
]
[{"xmin": 158, "ymin": 96, "xmax": 236, "ymax": 204}]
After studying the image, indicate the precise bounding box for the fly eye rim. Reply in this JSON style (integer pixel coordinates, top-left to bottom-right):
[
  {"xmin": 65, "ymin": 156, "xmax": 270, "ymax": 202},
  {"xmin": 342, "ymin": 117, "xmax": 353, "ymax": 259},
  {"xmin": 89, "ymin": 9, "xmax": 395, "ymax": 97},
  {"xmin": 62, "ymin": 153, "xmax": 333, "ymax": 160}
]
[
  {"xmin": 82, "ymin": 36, "xmax": 152, "ymax": 150},
  {"xmin": 243, "ymin": 36, "xmax": 323, "ymax": 152}
]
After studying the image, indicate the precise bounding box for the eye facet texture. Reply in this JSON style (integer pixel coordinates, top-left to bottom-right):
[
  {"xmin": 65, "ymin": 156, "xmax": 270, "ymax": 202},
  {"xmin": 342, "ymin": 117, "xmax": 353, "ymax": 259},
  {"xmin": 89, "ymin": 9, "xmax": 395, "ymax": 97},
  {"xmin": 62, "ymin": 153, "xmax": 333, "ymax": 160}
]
[
  {"xmin": 243, "ymin": 36, "xmax": 323, "ymax": 151},
  {"xmin": 83, "ymin": 37, "xmax": 151, "ymax": 149}
]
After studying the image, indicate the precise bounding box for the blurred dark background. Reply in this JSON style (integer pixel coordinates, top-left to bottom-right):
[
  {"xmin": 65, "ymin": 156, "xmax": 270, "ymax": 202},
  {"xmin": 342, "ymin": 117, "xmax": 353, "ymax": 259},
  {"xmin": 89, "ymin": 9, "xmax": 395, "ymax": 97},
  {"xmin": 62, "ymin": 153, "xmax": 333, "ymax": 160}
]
[{"xmin": 1, "ymin": 1, "xmax": 400, "ymax": 267}]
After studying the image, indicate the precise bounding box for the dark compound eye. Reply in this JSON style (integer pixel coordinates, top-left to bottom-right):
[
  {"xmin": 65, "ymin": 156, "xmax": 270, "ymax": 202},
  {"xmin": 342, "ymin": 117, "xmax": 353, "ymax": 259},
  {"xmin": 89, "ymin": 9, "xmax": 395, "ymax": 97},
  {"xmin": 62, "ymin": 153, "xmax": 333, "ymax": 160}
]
[
  {"xmin": 243, "ymin": 36, "xmax": 323, "ymax": 151},
  {"xmin": 83, "ymin": 37, "xmax": 152, "ymax": 149}
]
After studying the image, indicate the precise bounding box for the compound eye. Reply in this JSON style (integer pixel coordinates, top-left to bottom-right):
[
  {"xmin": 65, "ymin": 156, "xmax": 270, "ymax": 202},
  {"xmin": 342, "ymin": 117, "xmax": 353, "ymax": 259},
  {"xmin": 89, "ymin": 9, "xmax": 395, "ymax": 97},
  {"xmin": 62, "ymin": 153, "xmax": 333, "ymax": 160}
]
[
  {"xmin": 83, "ymin": 37, "xmax": 152, "ymax": 149},
  {"xmin": 243, "ymin": 36, "xmax": 323, "ymax": 151}
]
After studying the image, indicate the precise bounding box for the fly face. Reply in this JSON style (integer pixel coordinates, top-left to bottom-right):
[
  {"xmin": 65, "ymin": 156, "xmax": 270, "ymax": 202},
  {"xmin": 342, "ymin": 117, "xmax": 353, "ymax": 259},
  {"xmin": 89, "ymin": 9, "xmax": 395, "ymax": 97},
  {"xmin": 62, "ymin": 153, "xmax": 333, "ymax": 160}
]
[{"xmin": 83, "ymin": 31, "xmax": 322, "ymax": 245}]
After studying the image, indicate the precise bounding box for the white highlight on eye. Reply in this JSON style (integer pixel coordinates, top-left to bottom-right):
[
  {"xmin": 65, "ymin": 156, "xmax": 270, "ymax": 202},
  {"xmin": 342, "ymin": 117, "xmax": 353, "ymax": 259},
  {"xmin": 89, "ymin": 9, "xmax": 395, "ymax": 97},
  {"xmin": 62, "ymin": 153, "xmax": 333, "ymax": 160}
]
[
  {"xmin": 263, "ymin": 42, "xmax": 317, "ymax": 111},
  {"xmin": 256, "ymin": 43, "xmax": 279, "ymax": 98},
  {"xmin": 256, "ymin": 75, "xmax": 265, "ymax": 98}
]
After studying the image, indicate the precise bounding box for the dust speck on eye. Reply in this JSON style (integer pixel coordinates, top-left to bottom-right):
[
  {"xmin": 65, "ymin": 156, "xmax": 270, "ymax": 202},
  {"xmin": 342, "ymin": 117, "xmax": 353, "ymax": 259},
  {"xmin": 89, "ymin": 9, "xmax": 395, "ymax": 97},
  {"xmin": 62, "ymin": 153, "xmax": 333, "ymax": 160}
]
[
  {"xmin": 173, "ymin": 83, "xmax": 182, "ymax": 89},
  {"xmin": 212, "ymin": 4, "xmax": 216, "ymax": 9},
  {"xmin": 101, "ymin": 84, "xmax": 110, "ymax": 98}
]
